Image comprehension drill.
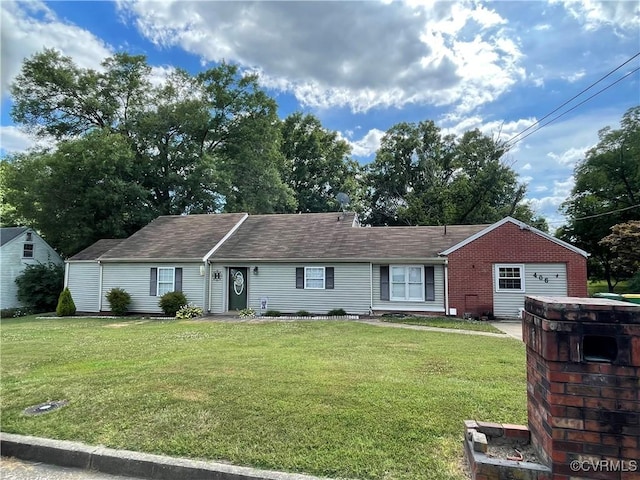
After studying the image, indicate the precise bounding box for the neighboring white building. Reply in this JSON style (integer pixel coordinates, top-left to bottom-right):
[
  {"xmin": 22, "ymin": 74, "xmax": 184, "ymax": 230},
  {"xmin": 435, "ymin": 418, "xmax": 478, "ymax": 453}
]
[{"xmin": 0, "ymin": 227, "xmax": 64, "ymax": 310}]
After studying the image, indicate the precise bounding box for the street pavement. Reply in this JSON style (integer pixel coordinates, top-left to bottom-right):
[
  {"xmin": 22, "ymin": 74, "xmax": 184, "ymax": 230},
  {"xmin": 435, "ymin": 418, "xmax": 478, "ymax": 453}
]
[{"xmin": 1, "ymin": 457, "xmax": 145, "ymax": 480}]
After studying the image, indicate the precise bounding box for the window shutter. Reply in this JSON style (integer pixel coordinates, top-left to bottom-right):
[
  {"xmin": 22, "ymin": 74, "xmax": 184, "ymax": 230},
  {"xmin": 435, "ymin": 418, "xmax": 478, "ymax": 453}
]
[
  {"xmin": 175, "ymin": 268, "xmax": 183, "ymax": 292},
  {"xmin": 380, "ymin": 265, "xmax": 389, "ymax": 301},
  {"xmin": 326, "ymin": 267, "xmax": 334, "ymax": 289},
  {"xmin": 424, "ymin": 266, "xmax": 435, "ymax": 301},
  {"xmin": 150, "ymin": 268, "xmax": 157, "ymax": 296},
  {"xmin": 296, "ymin": 267, "xmax": 304, "ymax": 289}
]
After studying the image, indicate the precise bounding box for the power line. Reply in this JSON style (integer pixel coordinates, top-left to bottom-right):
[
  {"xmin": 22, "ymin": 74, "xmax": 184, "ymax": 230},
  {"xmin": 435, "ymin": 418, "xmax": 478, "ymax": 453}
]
[
  {"xmin": 547, "ymin": 204, "xmax": 640, "ymax": 225},
  {"xmin": 504, "ymin": 51, "xmax": 640, "ymax": 148},
  {"xmin": 507, "ymin": 66, "xmax": 640, "ymax": 148}
]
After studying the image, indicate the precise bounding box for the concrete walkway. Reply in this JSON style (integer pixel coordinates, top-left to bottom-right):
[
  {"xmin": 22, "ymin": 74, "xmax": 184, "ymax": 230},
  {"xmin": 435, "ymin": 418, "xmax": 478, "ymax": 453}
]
[{"xmin": 355, "ymin": 319, "xmax": 509, "ymax": 337}]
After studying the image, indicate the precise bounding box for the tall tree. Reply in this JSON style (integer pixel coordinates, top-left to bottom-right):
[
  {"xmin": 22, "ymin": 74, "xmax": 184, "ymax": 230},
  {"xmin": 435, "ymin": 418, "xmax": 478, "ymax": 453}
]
[
  {"xmin": 280, "ymin": 112, "xmax": 362, "ymax": 213},
  {"xmin": 8, "ymin": 50, "xmax": 296, "ymax": 254},
  {"xmin": 559, "ymin": 106, "xmax": 640, "ymax": 290},
  {"xmin": 2, "ymin": 131, "xmax": 151, "ymax": 257},
  {"xmin": 364, "ymin": 121, "xmax": 544, "ymax": 228}
]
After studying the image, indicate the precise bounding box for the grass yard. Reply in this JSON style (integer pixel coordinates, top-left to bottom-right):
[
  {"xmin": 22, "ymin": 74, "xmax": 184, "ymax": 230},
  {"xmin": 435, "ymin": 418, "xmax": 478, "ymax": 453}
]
[
  {"xmin": 1, "ymin": 316, "xmax": 526, "ymax": 480},
  {"xmin": 380, "ymin": 317, "xmax": 504, "ymax": 334},
  {"xmin": 587, "ymin": 279, "xmax": 631, "ymax": 295}
]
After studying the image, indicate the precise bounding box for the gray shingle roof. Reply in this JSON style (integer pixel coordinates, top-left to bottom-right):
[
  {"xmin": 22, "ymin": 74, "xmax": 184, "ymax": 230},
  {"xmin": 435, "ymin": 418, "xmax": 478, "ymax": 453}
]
[
  {"xmin": 99, "ymin": 213, "xmax": 248, "ymax": 261},
  {"xmin": 0, "ymin": 227, "xmax": 28, "ymax": 246},
  {"xmin": 212, "ymin": 213, "xmax": 488, "ymax": 261},
  {"xmin": 68, "ymin": 239, "xmax": 125, "ymax": 261}
]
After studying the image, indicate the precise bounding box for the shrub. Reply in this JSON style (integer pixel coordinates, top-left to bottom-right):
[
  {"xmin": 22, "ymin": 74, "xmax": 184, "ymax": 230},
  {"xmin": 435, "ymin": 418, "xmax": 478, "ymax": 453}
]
[
  {"xmin": 295, "ymin": 310, "xmax": 311, "ymax": 317},
  {"xmin": 159, "ymin": 291, "xmax": 188, "ymax": 316},
  {"xmin": 106, "ymin": 288, "xmax": 131, "ymax": 316},
  {"xmin": 264, "ymin": 310, "xmax": 282, "ymax": 317},
  {"xmin": 238, "ymin": 308, "xmax": 256, "ymax": 318},
  {"xmin": 0, "ymin": 307, "xmax": 33, "ymax": 318},
  {"xmin": 327, "ymin": 308, "xmax": 347, "ymax": 316},
  {"xmin": 56, "ymin": 288, "xmax": 76, "ymax": 317},
  {"xmin": 15, "ymin": 262, "xmax": 64, "ymax": 313},
  {"xmin": 176, "ymin": 303, "xmax": 203, "ymax": 319}
]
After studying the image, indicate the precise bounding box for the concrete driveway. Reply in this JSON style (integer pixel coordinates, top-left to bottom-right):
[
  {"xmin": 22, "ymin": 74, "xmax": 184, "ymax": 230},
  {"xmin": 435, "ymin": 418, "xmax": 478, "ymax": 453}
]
[{"xmin": 491, "ymin": 321, "xmax": 523, "ymax": 340}]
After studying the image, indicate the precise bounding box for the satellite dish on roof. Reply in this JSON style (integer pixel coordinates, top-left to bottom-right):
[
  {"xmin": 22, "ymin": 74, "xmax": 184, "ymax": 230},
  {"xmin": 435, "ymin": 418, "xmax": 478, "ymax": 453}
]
[{"xmin": 336, "ymin": 192, "xmax": 350, "ymax": 212}]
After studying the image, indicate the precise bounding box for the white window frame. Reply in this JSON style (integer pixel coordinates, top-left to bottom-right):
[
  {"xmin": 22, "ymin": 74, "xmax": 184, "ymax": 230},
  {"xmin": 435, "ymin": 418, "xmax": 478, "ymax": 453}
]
[
  {"xmin": 390, "ymin": 265, "xmax": 424, "ymax": 302},
  {"xmin": 23, "ymin": 243, "xmax": 34, "ymax": 258},
  {"xmin": 304, "ymin": 266, "xmax": 325, "ymax": 289},
  {"xmin": 157, "ymin": 267, "xmax": 175, "ymax": 296},
  {"xmin": 494, "ymin": 264, "xmax": 525, "ymax": 292}
]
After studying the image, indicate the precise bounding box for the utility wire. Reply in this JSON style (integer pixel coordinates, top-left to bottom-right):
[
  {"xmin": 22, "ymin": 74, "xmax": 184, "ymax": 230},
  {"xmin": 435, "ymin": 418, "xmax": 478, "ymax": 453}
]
[
  {"xmin": 505, "ymin": 51, "xmax": 640, "ymax": 147},
  {"xmin": 547, "ymin": 204, "xmax": 640, "ymax": 225},
  {"xmin": 507, "ymin": 66, "xmax": 640, "ymax": 148}
]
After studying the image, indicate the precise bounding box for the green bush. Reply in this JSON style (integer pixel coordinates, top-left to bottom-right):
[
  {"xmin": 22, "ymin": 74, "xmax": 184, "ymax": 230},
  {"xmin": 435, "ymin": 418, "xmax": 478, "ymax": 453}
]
[
  {"xmin": 264, "ymin": 310, "xmax": 282, "ymax": 317},
  {"xmin": 0, "ymin": 307, "xmax": 33, "ymax": 318},
  {"xmin": 15, "ymin": 262, "xmax": 64, "ymax": 313},
  {"xmin": 56, "ymin": 288, "xmax": 76, "ymax": 317},
  {"xmin": 327, "ymin": 308, "xmax": 347, "ymax": 316},
  {"xmin": 176, "ymin": 304, "xmax": 203, "ymax": 319},
  {"xmin": 106, "ymin": 288, "xmax": 131, "ymax": 316},
  {"xmin": 159, "ymin": 291, "xmax": 187, "ymax": 316},
  {"xmin": 295, "ymin": 310, "xmax": 311, "ymax": 317}
]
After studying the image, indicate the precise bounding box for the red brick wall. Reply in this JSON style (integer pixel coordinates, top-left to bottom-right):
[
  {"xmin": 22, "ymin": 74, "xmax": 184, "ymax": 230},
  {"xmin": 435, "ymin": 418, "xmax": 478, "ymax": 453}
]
[{"xmin": 447, "ymin": 222, "xmax": 587, "ymax": 316}]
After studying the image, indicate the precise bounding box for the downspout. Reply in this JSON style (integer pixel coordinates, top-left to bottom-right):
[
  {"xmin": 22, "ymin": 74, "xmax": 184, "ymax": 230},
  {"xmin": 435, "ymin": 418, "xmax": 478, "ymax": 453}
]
[
  {"xmin": 443, "ymin": 258, "xmax": 449, "ymax": 316},
  {"xmin": 98, "ymin": 260, "xmax": 104, "ymax": 312},
  {"xmin": 64, "ymin": 262, "xmax": 69, "ymax": 288},
  {"xmin": 202, "ymin": 261, "xmax": 208, "ymax": 313},
  {"xmin": 369, "ymin": 262, "xmax": 373, "ymax": 314}
]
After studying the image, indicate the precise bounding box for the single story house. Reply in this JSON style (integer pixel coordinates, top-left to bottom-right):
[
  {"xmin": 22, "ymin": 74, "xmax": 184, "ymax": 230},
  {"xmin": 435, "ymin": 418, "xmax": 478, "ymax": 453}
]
[
  {"xmin": 65, "ymin": 213, "xmax": 588, "ymax": 318},
  {"xmin": 1, "ymin": 227, "xmax": 64, "ymax": 310}
]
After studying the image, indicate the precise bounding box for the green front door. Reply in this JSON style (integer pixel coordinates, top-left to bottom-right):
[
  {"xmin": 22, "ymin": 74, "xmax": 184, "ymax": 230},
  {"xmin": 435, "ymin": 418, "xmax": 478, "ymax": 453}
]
[{"xmin": 228, "ymin": 267, "xmax": 248, "ymax": 311}]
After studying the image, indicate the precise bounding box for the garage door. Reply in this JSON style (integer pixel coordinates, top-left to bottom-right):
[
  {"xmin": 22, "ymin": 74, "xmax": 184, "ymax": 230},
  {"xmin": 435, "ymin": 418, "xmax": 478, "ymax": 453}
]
[{"xmin": 493, "ymin": 263, "xmax": 567, "ymax": 319}]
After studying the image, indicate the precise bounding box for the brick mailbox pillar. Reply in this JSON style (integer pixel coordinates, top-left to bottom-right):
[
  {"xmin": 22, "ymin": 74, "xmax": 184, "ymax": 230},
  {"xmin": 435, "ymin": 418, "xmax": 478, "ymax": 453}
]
[{"xmin": 523, "ymin": 296, "xmax": 640, "ymax": 480}]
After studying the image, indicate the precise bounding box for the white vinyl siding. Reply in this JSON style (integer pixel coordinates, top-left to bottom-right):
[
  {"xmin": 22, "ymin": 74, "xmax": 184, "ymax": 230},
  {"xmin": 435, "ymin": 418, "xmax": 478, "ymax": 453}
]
[
  {"xmin": 0, "ymin": 230, "xmax": 63, "ymax": 309},
  {"xmin": 493, "ymin": 263, "xmax": 567, "ymax": 318},
  {"xmin": 305, "ymin": 267, "xmax": 325, "ymax": 289},
  {"xmin": 66, "ymin": 262, "xmax": 101, "ymax": 312},
  {"xmin": 209, "ymin": 263, "xmax": 370, "ymax": 315},
  {"xmin": 102, "ymin": 263, "xmax": 203, "ymax": 313},
  {"xmin": 372, "ymin": 264, "xmax": 445, "ymax": 312}
]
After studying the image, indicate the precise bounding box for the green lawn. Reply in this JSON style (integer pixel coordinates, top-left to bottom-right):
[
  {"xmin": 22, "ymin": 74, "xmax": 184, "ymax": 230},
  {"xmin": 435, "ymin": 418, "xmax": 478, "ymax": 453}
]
[
  {"xmin": 587, "ymin": 279, "xmax": 631, "ymax": 295},
  {"xmin": 380, "ymin": 317, "xmax": 504, "ymax": 334},
  {"xmin": 1, "ymin": 316, "xmax": 526, "ymax": 480}
]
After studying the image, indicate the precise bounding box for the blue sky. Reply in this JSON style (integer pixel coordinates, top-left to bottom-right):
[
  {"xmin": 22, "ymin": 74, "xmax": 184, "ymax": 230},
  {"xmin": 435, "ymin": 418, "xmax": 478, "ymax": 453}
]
[{"xmin": 1, "ymin": 1, "xmax": 639, "ymax": 228}]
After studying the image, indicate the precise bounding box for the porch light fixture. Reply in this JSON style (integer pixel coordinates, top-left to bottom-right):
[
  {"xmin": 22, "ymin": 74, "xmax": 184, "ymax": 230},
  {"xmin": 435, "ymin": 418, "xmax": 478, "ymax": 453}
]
[
  {"xmin": 213, "ymin": 270, "xmax": 221, "ymax": 280},
  {"xmin": 253, "ymin": 266, "xmax": 259, "ymax": 275}
]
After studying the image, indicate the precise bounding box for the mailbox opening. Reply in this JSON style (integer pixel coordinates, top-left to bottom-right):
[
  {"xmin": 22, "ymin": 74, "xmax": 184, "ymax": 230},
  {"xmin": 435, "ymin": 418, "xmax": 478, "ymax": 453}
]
[{"xmin": 582, "ymin": 335, "xmax": 617, "ymax": 363}]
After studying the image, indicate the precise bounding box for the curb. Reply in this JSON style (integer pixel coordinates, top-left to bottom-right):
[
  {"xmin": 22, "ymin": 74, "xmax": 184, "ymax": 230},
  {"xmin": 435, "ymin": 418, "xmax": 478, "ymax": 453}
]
[{"xmin": 0, "ymin": 432, "xmax": 330, "ymax": 480}]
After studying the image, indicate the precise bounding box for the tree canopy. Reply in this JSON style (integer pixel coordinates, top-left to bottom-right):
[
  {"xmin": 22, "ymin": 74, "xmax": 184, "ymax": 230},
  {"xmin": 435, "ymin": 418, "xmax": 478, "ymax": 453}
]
[
  {"xmin": 3, "ymin": 48, "xmax": 548, "ymax": 257},
  {"xmin": 559, "ymin": 106, "xmax": 640, "ymax": 290},
  {"xmin": 363, "ymin": 120, "xmax": 546, "ymax": 229}
]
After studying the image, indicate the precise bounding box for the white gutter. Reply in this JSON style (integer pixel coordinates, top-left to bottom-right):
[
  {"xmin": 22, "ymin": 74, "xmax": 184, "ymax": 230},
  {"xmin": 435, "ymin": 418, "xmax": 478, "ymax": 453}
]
[
  {"xmin": 63, "ymin": 262, "xmax": 69, "ymax": 288},
  {"xmin": 203, "ymin": 213, "xmax": 249, "ymax": 262},
  {"xmin": 369, "ymin": 262, "xmax": 373, "ymax": 313},
  {"xmin": 98, "ymin": 261, "xmax": 103, "ymax": 312}
]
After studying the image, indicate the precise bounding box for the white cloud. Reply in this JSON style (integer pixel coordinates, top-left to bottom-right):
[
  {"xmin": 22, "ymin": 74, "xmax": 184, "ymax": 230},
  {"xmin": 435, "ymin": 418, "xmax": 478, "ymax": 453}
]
[
  {"xmin": 547, "ymin": 146, "xmax": 589, "ymax": 166},
  {"xmin": 551, "ymin": 0, "xmax": 640, "ymax": 31},
  {"xmin": 116, "ymin": 1, "xmax": 525, "ymax": 114},
  {"xmin": 563, "ymin": 69, "xmax": 586, "ymax": 83},
  {"xmin": 0, "ymin": 125, "xmax": 50, "ymax": 154},
  {"xmin": 0, "ymin": 0, "xmax": 112, "ymax": 97},
  {"xmin": 343, "ymin": 128, "xmax": 386, "ymax": 158},
  {"xmin": 521, "ymin": 163, "xmax": 532, "ymax": 171}
]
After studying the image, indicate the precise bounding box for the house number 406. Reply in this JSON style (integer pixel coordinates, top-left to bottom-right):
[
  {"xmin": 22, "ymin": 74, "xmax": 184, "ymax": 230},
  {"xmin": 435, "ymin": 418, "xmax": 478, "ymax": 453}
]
[{"xmin": 533, "ymin": 273, "xmax": 549, "ymax": 283}]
